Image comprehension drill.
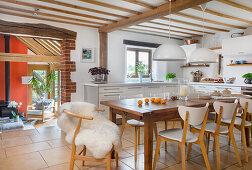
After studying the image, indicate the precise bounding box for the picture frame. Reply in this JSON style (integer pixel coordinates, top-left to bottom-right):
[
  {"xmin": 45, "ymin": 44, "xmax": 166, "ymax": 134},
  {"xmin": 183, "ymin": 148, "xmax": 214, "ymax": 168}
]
[{"xmin": 81, "ymin": 48, "xmax": 94, "ymax": 63}]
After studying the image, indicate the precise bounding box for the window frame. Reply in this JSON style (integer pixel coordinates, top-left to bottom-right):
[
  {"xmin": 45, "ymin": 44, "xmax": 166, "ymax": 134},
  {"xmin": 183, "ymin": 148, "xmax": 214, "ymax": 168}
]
[{"xmin": 126, "ymin": 48, "xmax": 152, "ymax": 78}]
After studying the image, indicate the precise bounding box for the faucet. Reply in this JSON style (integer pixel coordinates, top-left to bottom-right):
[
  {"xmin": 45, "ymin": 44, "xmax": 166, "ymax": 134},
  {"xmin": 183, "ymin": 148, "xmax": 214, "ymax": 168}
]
[{"xmin": 149, "ymin": 69, "xmax": 153, "ymax": 82}]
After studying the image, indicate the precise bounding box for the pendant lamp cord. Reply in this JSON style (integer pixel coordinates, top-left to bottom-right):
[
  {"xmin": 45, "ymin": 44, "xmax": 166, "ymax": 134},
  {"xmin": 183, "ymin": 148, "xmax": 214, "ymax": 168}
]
[{"xmin": 168, "ymin": 0, "xmax": 171, "ymax": 39}]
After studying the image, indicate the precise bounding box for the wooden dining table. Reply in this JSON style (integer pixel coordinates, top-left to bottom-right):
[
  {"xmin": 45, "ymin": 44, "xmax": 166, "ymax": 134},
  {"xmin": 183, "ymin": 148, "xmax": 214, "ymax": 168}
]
[{"xmin": 101, "ymin": 97, "xmax": 249, "ymax": 170}]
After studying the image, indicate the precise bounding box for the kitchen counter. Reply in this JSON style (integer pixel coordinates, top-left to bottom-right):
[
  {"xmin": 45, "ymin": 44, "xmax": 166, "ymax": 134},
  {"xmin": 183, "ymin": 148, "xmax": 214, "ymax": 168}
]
[
  {"xmin": 189, "ymin": 82, "xmax": 252, "ymax": 87},
  {"xmin": 84, "ymin": 81, "xmax": 178, "ymax": 87}
]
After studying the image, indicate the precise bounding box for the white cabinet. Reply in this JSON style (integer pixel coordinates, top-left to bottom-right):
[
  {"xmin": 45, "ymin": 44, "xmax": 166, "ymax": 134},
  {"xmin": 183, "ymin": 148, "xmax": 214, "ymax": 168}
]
[
  {"xmin": 222, "ymin": 35, "xmax": 252, "ymax": 56},
  {"xmin": 163, "ymin": 85, "xmax": 178, "ymax": 94},
  {"xmin": 192, "ymin": 85, "xmax": 241, "ymax": 94},
  {"xmin": 144, "ymin": 85, "xmax": 163, "ymax": 97}
]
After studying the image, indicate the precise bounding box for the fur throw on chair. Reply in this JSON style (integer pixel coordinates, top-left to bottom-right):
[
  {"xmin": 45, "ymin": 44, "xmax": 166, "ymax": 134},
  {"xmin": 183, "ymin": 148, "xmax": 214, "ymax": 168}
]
[{"xmin": 57, "ymin": 102, "xmax": 122, "ymax": 159}]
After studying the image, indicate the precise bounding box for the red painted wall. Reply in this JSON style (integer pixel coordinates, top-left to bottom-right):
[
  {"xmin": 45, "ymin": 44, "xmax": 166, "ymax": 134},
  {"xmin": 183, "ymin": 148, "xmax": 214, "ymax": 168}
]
[{"xmin": 0, "ymin": 36, "xmax": 28, "ymax": 113}]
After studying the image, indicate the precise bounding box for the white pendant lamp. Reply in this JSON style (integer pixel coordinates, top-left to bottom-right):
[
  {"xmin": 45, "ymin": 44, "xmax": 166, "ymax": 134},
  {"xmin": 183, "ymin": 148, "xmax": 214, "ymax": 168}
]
[
  {"xmin": 153, "ymin": 0, "xmax": 186, "ymax": 61},
  {"xmin": 188, "ymin": 4, "xmax": 218, "ymax": 63}
]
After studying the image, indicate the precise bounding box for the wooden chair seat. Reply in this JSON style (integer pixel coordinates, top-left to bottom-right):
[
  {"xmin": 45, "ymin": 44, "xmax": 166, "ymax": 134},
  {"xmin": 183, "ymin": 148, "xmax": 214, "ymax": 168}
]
[{"xmin": 193, "ymin": 122, "xmax": 229, "ymax": 134}]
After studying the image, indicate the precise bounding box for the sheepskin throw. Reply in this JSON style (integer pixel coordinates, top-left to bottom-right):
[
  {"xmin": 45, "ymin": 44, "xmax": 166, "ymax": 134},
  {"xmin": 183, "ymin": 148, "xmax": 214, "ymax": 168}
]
[{"xmin": 57, "ymin": 102, "xmax": 122, "ymax": 159}]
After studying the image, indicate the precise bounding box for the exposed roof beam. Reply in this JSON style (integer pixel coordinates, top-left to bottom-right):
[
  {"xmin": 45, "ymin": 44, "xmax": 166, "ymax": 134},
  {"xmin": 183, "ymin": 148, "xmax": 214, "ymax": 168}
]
[
  {"xmin": 0, "ymin": 10, "xmax": 99, "ymax": 28},
  {"xmin": 160, "ymin": 17, "xmax": 229, "ymax": 32},
  {"xmin": 147, "ymin": 21, "xmax": 214, "ymax": 35},
  {"xmin": 122, "ymin": 0, "xmax": 155, "ymax": 9},
  {"xmin": 35, "ymin": 39, "xmax": 59, "ymax": 56},
  {"xmin": 16, "ymin": 37, "xmax": 44, "ymax": 55},
  {"xmin": 49, "ymin": 40, "xmax": 61, "ymax": 50},
  {"xmin": 217, "ymin": 0, "xmax": 252, "ymax": 13},
  {"xmin": 38, "ymin": 0, "xmax": 128, "ymax": 19},
  {"xmin": 0, "ymin": 5, "xmax": 104, "ymax": 26},
  {"xmin": 78, "ymin": 0, "xmax": 141, "ymax": 15},
  {"xmin": 137, "ymin": 24, "xmax": 201, "ymax": 36},
  {"xmin": 192, "ymin": 6, "xmax": 252, "ymax": 24},
  {"xmin": 99, "ymin": 0, "xmax": 213, "ymax": 32},
  {"xmin": 175, "ymin": 12, "xmax": 246, "ymax": 29},
  {"xmin": 0, "ymin": 52, "xmax": 61, "ymax": 63},
  {"xmin": 1, "ymin": 0, "xmax": 116, "ymax": 23},
  {"xmin": 123, "ymin": 28, "xmax": 187, "ymax": 39},
  {"xmin": 45, "ymin": 40, "xmax": 61, "ymax": 55}
]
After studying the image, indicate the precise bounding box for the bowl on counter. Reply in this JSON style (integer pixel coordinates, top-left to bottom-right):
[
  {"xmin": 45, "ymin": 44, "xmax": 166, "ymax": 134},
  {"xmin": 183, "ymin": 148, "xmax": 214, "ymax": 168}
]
[
  {"xmin": 234, "ymin": 61, "xmax": 240, "ymax": 64},
  {"xmin": 241, "ymin": 60, "xmax": 247, "ymax": 64},
  {"xmin": 224, "ymin": 77, "xmax": 236, "ymax": 84}
]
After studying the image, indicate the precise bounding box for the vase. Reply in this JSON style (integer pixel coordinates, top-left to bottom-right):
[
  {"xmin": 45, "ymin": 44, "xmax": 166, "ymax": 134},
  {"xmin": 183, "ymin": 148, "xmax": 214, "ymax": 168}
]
[
  {"xmin": 92, "ymin": 74, "xmax": 105, "ymax": 83},
  {"xmin": 139, "ymin": 72, "xmax": 143, "ymax": 83},
  {"xmin": 244, "ymin": 78, "xmax": 252, "ymax": 84},
  {"xmin": 167, "ymin": 79, "xmax": 173, "ymax": 83}
]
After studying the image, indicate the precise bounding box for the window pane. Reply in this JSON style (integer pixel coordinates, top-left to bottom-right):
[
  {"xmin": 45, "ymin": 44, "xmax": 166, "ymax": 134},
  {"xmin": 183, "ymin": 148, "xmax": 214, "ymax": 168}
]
[
  {"xmin": 139, "ymin": 51, "xmax": 149, "ymax": 75},
  {"xmin": 126, "ymin": 50, "xmax": 136, "ymax": 76}
]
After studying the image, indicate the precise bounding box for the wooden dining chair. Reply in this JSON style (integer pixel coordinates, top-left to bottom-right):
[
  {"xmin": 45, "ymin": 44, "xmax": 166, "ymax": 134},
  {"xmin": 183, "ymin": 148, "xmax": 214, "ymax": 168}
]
[
  {"xmin": 63, "ymin": 109, "xmax": 119, "ymax": 170},
  {"xmin": 191, "ymin": 100, "xmax": 242, "ymax": 170},
  {"xmin": 153, "ymin": 103, "xmax": 210, "ymax": 170},
  {"xmin": 221, "ymin": 98, "xmax": 252, "ymax": 163}
]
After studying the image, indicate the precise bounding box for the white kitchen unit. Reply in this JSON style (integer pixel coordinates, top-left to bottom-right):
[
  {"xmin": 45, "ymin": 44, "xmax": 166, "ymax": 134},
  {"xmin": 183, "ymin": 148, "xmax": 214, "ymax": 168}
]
[
  {"xmin": 84, "ymin": 82, "xmax": 178, "ymax": 118},
  {"xmin": 222, "ymin": 35, "xmax": 252, "ymax": 56}
]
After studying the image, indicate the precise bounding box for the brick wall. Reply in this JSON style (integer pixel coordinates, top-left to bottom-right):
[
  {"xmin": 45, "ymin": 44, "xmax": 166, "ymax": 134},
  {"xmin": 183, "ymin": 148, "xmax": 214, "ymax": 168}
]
[{"xmin": 60, "ymin": 39, "xmax": 76, "ymax": 103}]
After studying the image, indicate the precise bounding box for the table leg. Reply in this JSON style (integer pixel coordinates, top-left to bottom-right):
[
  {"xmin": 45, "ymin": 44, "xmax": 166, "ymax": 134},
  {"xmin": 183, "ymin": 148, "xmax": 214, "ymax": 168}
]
[
  {"xmin": 109, "ymin": 108, "xmax": 116, "ymax": 158},
  {"xmin": 245, "ymin": 114, "xmax": 250, "ymax": 147},
  {"xmin": 144, "ymin": 114, "xmax": 153, "ymax": 170}
]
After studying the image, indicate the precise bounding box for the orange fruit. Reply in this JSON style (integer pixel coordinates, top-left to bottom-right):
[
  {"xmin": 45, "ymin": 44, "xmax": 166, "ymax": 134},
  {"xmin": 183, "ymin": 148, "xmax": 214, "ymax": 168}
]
[
  {"xmin": 157, "ymin": 98, "xmax": 161, "ymax": 102},
  {"xmin": 151, "ymin": 98, "xmax": 155, "ymax": 102},
  {"xmin": 154, "ymin": 99, "xmax": 159, "ymax": 104},
  {"xmin": 161, "ymin": 99, "xmax": 166, "ymax": 104},
  {"xmin": 145, "ymin": 98, "xmax": 149, "ymax": 103},
  {"xmin": 138, "ymin": 100, "xmax": 143, "ymax": 105}
]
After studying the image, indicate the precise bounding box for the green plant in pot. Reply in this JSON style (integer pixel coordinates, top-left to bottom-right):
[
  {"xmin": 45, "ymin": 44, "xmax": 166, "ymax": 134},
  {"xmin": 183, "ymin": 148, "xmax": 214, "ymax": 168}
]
[
  {"xmin": 30, "ymin": 72, "xmax": 56, "ymax": 100},
  {"xmin": 166, "ymin": 73, "xmax": 176, "ymax": 83},
  {"xmin": 136, "ymin": 61, "xmax": 147, "ymax": 83},
  {"xmin": 242, "ymin": 73, "xmax": 252, "ymax": 84}
]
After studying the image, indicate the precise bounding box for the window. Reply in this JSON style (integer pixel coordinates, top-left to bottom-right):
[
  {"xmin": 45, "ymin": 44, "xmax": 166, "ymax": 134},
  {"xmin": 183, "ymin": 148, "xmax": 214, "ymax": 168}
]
[{"xmin": 126, "ymin": 48, "xmax": 152, "ymax": 78}]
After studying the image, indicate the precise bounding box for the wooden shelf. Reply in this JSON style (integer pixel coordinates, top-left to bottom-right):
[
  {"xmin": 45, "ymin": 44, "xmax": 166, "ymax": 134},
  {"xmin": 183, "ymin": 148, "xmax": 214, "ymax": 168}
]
[
  {"xmin": 227, "ymin": 63, "xmax": 252, "ymax": 66},
  {"xmin": 181, "ymin": 64, "xmax": 209, "ymax": 68}
]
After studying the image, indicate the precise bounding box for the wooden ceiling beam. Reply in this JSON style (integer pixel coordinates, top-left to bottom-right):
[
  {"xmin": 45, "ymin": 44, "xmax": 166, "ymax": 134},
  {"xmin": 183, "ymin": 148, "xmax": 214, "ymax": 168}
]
[
  {"xmin": 147, "ymin": 21, "xmax": 214, "ymax": 35},
  {"xmin": 0, "ymin": 10, "xmax": 100, "ymax": 28},
  {"xmin": 217, "ymin": 0, "xmax": 252, "ymax": 13},
  {"xmin": 192, "ymin": 6, "xmax": 252, "ymax": 24},
  {"xmin": 1, "ymin": 0, "xmax": 116, "ymax": 22},
  {"xmin": 38, "ymin": 0, "xmax": 128, "ymax": 19},
  {"xmin": 137, "ymin": 24, "xmax": 201, "ymax": 36},
  {"xmin": 0, "ymin": 19, "xmax": 76, "ymax": 40},
  {"xmin": 45, "ymin": 40, "xmax": 61, "ymax": 55},
  {"xmin": 160, "ymin": 17, "xmax": 229, "ymax": 32},
  {"xmin": 99, "ymin": 0, "xmax": 213, "ymax": 32},
  {"xmin": 35, "ymin": 39, "xmax": 59, "ymax": 56},
  {"xmin": 0, "ymin": 52, "xmax": 61, "ymax": 63},
  {"xmin": 175, "ymin": 12, "xmax": 246, "ymax": 29},
  {"xmin": 0, "ymin": 5, "xmax": 104, "ymax": 26},
  {"xmin": 48, "ymin": 40, "xmax": 61, "ymax": 51},
  {"xmin": 78, "ymin": 0, "xmax": 141, "ymax": 15},
  {"xmin": 122, "ymin": 0, "xmax": 155, "ymax": 9},
  {"xmin": 16, "ymin": 37, "xmax": 43, "ymax": 55}
]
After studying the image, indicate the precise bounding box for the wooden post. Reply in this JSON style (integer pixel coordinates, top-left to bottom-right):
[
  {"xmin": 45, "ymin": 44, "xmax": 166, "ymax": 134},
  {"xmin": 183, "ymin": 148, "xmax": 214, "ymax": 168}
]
[{"xmin": 99, "ymin": 32, "xmax": 108, "ymax": 68}]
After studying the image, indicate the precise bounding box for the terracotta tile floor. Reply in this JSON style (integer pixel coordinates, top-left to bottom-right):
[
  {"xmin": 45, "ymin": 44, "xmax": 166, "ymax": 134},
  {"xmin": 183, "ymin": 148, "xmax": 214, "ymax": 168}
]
[{"xmin": 0, "ymin": 122, "xmax": 251, "ymax": 170}]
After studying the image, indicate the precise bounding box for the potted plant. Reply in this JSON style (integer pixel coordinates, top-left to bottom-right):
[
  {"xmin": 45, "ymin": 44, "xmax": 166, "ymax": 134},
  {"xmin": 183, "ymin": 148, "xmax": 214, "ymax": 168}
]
[
  {"xmin": 8, "ymin": 101, "xmax": 22, "ymax": 122},
  {"xmin": 30, "ymin": 72, "xmax": 56, "ymax": 100},
  {"xmin": 166, "ymin": 73, "xmax": 176, "ymax": 83},
  {"xmin": 88, "ymin": 67, "xmax": 110, "ymax": 83},
  {"xmin": 242, "ymin": 73, "xmax": 252, "ymax": 84},
  {"xmin": 136, "ymin": 61, "xmax": 147, "ymax": 83}
]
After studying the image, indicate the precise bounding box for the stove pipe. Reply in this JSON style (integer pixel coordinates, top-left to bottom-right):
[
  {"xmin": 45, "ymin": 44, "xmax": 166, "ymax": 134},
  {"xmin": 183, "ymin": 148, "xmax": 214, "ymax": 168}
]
[{"xmin": 4, "ymin": 35, "xmax": 10, "ymax": 104}]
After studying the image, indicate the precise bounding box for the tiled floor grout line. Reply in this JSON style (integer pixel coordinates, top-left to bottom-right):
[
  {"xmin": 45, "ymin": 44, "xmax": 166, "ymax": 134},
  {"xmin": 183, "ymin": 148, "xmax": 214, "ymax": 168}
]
[{"xmin": 38, "ymin": 150, "xmax": 50, "ymax": 167}]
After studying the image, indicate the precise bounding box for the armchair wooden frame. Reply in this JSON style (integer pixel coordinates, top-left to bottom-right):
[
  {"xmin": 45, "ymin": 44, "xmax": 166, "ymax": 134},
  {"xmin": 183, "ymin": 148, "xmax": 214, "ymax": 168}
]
[
  {"xmin": 26, "ymin": 99, "xmax": 56, "ymax": 122},
  {"xmin": 63, "ymin": 109, "xmax": 118, "ymax": 170},
  {"xmin": 191, "ymin": 105, "xmax": 242, "ymax": 170},
  {"xmin": 153, "ymin": 109, "xmax": 211, "ymax": 170}
]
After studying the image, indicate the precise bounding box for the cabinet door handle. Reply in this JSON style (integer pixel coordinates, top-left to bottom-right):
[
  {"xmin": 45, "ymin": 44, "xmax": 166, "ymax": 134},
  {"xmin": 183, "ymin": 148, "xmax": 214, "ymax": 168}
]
[
  {"xmin": 148, "ymin": 86, "xmax": 159, "ymax": 88},
  {"xmin": 103, "ymin": 88, "xmax": 120, "ymax": 90},
  {"xmin": 128, "ymin": 87, "xmax": 142, "ymax": 89},
  {"xmin": 238, "ymin": 51, "xmax": 245, "ymax": 54},
  {"xmin": 104, "ymin": 94, "xmax": 120, "ymax": 96}
]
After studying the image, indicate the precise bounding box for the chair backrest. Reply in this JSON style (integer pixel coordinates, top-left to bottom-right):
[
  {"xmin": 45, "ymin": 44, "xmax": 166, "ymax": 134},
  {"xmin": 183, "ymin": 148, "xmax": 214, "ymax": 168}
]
[
  {"xmin": 213, "ymin": 99, "xmax": 238, "ymax": 119},
  {"xmin": 178, "ymin": 103, "xmax": 209, "ymax": 126},
  {"xmin": 240, "ymin": 98, "xmax": 252, "ymax": 114}
]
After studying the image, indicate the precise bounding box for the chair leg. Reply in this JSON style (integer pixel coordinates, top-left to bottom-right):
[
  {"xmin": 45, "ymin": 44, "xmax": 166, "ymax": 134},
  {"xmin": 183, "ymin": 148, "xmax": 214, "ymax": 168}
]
[
  {"xmin": 153, "ymin": 123, "xmax": 158, "ymax": 140},
  {"xmin": 241, "ymin": 128, "xmax": 248, "ymax": 163},
  {"xmin": 121, "ymin": 116, "xmax": 126, "ymax": 136},
  {"xmin": 212, "ymin": 136, "xmax": 216, "ymax": 151},
  {"xmin": 177, "ymin": 143, "xmax": 180, "ymax": 164},
  {"xmin": 215, "ymin": 136, "xmax": 221, "ymax": 170},
  {"xmin": 138, "ymin": 127, "xmax": 140, "ymax": 145},
  {"xmin": 181, "ymin": 143, "xmax": 186, "ymax": 170},
  {"xmin": 153, "ymin": 136, "xmax": 161, "ymax": 170},
  {"xmin": 134, "ymin": 127, "xmax": 138, "ymax": 163},
  {"xmin": 82, "ymin": 145, "xmax": 86, "ymax": 166},
  {"xmin": 69, "ymin": 144, "xmax": 76, "ymax": 170},
  {"xmin": 206, "ymin": 133, "xmax": 210, "ymax": 154},
  {"xmin": 107, "ymin": 152, "xmax": 111, "ymax": 170},
  {"xmin": 165, "ymin": 121, "xmax": 167, "ymax": 151},
  {"xmin": 199, "ymin": 139, "xmax": 211, "ymax": 170},
  {"xmin": 115, "ymin": 152, "xmax": 119, "ymax": 167},
  {"xmin": 186, "ymin": 143, "xmax": 192, "ymax": 161},
  {"xmin": 229, "ymin": 132, "xmax": 242, "ymax": 166}
]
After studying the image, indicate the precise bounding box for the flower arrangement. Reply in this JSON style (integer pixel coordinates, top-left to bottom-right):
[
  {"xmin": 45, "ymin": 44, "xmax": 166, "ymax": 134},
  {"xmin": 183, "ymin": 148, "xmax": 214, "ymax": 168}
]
[
  {"xmin": 8, "ymin": 101, "xmax": 22, "ymax": 119},
  {"xmin": 136, "ymin": 61, "xmax": 147, "ymax": 73},
  {"xmin": 166, "ymin": 73, "xmax": 176, "ymax": 80},
  {"xmin": 88, "ymin": 67, "xmax": 110, "ymax": 75}
]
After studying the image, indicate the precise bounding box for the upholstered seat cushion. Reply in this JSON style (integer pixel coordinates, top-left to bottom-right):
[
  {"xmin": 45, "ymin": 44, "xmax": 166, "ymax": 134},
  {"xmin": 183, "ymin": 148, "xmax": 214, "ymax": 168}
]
[
  {"xmin": 222, "ymin": 117, "xmax": 252, "ymax": 127},
  {"xmin": 127, "ymin": 119, "xmax": 144, "ymax": 126},
  {"xmin": 193, "ymin": 122, "xmax": 229, "ymax": 134},
  {"xmin": 159, "ymin": 128, "xmax": 199, "ymax": 143},
  {"xmin": 27, "ymin": 110, "xmax": 51, "ymax": 115}
]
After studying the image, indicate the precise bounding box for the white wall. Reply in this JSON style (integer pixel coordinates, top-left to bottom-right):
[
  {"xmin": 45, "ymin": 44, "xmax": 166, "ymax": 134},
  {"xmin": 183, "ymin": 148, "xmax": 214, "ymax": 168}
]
[{"xmin": 108, "ymin": 31, "xmax": 184, "ymax": 83}]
